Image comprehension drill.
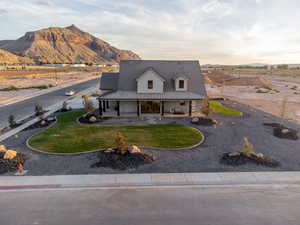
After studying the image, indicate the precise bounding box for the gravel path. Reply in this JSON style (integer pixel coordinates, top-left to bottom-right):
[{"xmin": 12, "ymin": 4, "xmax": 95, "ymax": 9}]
[{"xmin": 1, "ymin": 100, "xmax": 300, "ymax": 176}]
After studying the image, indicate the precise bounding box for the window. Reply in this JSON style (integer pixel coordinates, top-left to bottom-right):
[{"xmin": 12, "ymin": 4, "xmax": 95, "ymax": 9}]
[
  {"xmin": 148, "ymin": 80, "xmax": 153, "ymax": 89},
  {"xmin": 179, "ymin": 80, "xmax": 185, "ymax": 89}
]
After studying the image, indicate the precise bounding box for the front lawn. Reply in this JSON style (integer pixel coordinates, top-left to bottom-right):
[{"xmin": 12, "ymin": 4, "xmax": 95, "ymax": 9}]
[
  {"xmin": 210, "ymin": 101, "xmax": 243, "ymax": 116},
  {"xmin": 28, "ymin": 111, "xmax": 204, "ymax": 153}
]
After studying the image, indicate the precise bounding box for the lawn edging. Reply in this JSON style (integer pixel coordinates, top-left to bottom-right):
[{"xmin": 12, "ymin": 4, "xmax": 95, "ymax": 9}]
[{"xmin": 26, "ymin": 114, "xmax": 205, "ymax": 155}]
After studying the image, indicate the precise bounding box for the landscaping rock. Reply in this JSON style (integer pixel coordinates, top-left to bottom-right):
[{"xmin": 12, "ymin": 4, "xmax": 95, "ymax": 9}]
[
  {"xmin": 263, "ymin": 123, "xmax": 299, "ymax": 140},
  {"xmin": 191, "ymin": 117, "xmax": 218, "ymax": 126},
  {"xmin": 47, "ymin": 117, "xmax": 56, "ymax": 122},
  {"xmin": 104, "ymin": 148, "xmax": 115, "ymax": 153},
  {"xmin": 129, "ymin": 145, "xmax": 142, "ymax": 154},
  {"xmin": 89, "ymin": 116, "xmax": 98, "ymax": 123},
  {"xmin": 0, "ymin": 152, "xmax": 26, "ymax": 174},
  {"xmin": 220, "ymin": 151, "xmax": 280, "ymax": 168},
  {"xmin": 192, "ymin": 117, "xmax": 199, "ymax": 123}
]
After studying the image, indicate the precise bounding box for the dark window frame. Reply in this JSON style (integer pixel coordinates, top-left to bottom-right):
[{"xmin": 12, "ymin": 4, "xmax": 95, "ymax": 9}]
[
  {"xmin": 148, "ymin": 80, "xmax": 153, "ymax": 89},
  {"xmin": 179, "ymin": 80, "xmax": 185, "ymax": 89}
]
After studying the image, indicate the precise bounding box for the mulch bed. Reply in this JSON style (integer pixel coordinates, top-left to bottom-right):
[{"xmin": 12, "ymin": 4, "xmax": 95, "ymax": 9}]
[
  {"xmin": 78, "ymin": 113, "xmax": 106, "ymax": 124},
  {"xmin": 220, "ymin": 152, "xmax": 280, "ymax": 168},
  {"xmin": 263, "ymin": 123, "xmax": 299, "ymax": 140},
  {"xmin": 192, "ymin": 117, "xmax": 218, "ymax": 126},
  {"xmin": 24, "ymin": 118, "xmax": 56, "ymax": 131},
  {"xmin": 91, "ymin": 150, "xmax": 155, "ymax": 170},
  {"xmin": 0, "ymin": 152, "xmax": 27, "ymax": 174}
]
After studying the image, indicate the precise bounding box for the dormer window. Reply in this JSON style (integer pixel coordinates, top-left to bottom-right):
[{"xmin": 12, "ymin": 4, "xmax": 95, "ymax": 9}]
[
  {"xmin": 179, "ymin": 80, "xmax": 185, "ymax": 89},
  {"xmin": 175, "ymin": 76, "xmax": 188, "ymax": 91},
  {"xmin": 148, "ymin": 80, "xmax": 153, "ymax": 89}
]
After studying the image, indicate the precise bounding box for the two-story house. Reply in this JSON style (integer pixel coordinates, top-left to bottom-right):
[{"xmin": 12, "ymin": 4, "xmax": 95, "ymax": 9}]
[{"xmin": 98, "ymin": 60, "xmax": 207, "ymax": 117}]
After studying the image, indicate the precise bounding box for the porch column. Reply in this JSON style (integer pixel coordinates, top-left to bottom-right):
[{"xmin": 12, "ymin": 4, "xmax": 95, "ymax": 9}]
[
  {"xmin": 106, "ymin": 101, "xmax": 109, "ymax": 109},
  {"xmin": 137, "ymin": 100, "xmax": 140, "ymax": 117},
  {"xmin": 103, "ymin": 101, "xmax": 106, "ymax": 112},
  {"xmin": 99, "ymin": 100, "xmax": 103, "ymax": 116},
  {"xmin": 161, "ymin": 101, "xmax": 165, "ymax": 116},
  {"xmin": 117, "ymin": 101, "xmax": 120, "ymax": 116},
  {"xmin": 189, "ymin": 100, "xmax": 192, "ymax": 117}
]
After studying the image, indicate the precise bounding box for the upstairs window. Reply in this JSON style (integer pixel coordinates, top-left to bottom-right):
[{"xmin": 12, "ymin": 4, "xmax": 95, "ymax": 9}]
[
  {"xmin": 179, "ymin": 80, "xmax": 185, "ymax": 89},
  {"xmin": 148, "ymin": 80, "xmax": 153, "ymax": 89}
]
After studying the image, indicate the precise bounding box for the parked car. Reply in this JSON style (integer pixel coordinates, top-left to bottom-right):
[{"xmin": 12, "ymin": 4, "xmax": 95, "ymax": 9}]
[{"xmin": 65, "ymin": 90, "xmax": 76, "ymax": 96}]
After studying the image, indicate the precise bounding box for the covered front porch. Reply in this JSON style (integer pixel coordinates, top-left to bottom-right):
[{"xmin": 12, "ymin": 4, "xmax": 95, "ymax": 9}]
[{"xmin": 98, "ymin": 99, "xmax": 201, "ymax": 117}]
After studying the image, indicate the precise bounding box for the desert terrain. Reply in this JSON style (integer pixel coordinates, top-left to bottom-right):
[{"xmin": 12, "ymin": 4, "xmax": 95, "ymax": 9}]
[
  {"xmin": 205, "ymin": 68, "xmax": 300, "ymax": 124},
  {"xmin": 0, "ymin": 67, "xmax": 102, "ymax": 106}
]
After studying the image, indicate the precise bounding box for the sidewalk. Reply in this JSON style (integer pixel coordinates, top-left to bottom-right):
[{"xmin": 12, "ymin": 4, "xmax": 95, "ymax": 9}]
[
  {"xmin": 0, "ymin": 86, "xmax": 97, "ymax": 142},
  {"xmin": 1, "ymin": 172, "xmax": 300, "ymax": 191}
]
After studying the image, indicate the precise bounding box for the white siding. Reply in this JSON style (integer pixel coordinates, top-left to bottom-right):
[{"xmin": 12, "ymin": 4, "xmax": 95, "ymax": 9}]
[
  {"xmin": 164, "ymin": 101, "xmax": 189, "ymax": 114},
  {"xmin": 137, "ymin": 70, "xmax": 164, "ymax": 93},
  {"xmin": 120, "ymin": 101, "xmax": 137, "ymax": 113}
]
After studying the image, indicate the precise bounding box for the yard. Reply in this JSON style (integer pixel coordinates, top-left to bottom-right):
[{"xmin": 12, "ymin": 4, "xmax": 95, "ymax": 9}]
[{"xmin": 28, "ymin": 111, "xmax": 204, "ymax": 153}]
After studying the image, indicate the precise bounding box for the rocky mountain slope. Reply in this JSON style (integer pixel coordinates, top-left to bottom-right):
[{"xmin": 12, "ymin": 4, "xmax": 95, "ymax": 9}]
[
  {"xmin": 0, "ymin": 49, "xmax": 34, "ymax": 64},
  {"xmin": 0, "ymin": 25, "xmax": 141, "ymax": 64}
]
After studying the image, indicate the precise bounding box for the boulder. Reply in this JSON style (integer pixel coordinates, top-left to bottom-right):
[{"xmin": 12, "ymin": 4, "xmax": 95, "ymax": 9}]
[
  {"xmin": 104, "ymin": 148, "xmax": 115, "ymax": 153},
  {"xmin": 41, "ymin": 120, "xmax": 47, "ymax": 126},
  {"xmin": 129, "ymin": 145, "xmax": 142, "ymax": 154},
  {"xmin": 0, "ymin": 145, "xmax": 7, "ymax": 152},
  {"xmin": 228, "ymin": 152, "xmax": 240, "ymax": 157},
  {"xmin": 256, "ymin": 153, "xmax": 264, "ymax": 159},
  {"xmin": 191, "ymin": 117, "xmax": 199, "ymax": 123},
  {"xmin": 281, "ymin": 129, "xmax": 290, "ymax": 134},
  {"xmin": 89, "ymin": 116, "xmax": 98, "ymax": 122},
  {"xmin": 4, "ymin": 150, "xmax": 17, "ymax": 160}
]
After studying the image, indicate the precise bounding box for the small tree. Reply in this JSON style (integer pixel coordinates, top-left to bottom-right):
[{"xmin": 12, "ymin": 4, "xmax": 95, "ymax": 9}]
[
  {"xmin": 35, "ymin": 104, "xmax": 44, "ymax": 117},
  {"xmin": 82, "ymin": 95, "xmax": 94, "ymax": 114},
  {"xmin": 243, "ymin": 137, "xmax": 255, "ymax": 157},
  {"xmin": 115, "ymin": 132, "xmax": 128, "ymax": 155},
  {"xmin": 8, "ymin": 114, "xmax": 17, "ymax": 128},
  {"xmin": 201, "ymin": 97, "xmax": 211, "ymax": 117},
  {"xmin": 62, "ymin": 101, "xmax": 68, "ymax": 111}
]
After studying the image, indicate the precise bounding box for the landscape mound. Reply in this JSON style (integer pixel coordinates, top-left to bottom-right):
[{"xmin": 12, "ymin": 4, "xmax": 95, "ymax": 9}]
[
  {"xmin": 91, "ymin": 147, "xmax": 155, "ymax": 170},
  {"xmin": 191, "ymin": 117, "xmax": 218, "ymax": 126},
  {"xmin": 220, "ymin": 151, "xmax": 280, "ymax": 168},
  {"xmin": 263, "ymin": 123, "xmax": 299, "ymax": 140}
]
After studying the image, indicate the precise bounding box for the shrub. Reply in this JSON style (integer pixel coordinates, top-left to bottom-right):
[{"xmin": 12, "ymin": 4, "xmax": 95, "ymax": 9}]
[
  {"xmin": 243, "ymin": 137, "xmax": 255, "ymax": 157},
  {"xmin": 82, "ymin": 95, "xmax": 94, "ymax": 114},
  {"xmin": 8, "ymin": 115, "xmax": 17, "ymax": 128},
  {"xmin": 201, "ymin": 97, "xmax": 211, "ymax": 117},
  {"xmin": 115, "ymin": 132, "xmax": 128, "ymax": 155},
  {"xmin": 35, "ymin": 104, "xmax": 44, "ymax": 117}
]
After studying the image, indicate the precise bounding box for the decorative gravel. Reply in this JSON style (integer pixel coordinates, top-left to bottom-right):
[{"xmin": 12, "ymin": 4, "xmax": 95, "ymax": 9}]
[{"xmin": 0, "ymin": 100, "xmax": 300, "ymax": 176}]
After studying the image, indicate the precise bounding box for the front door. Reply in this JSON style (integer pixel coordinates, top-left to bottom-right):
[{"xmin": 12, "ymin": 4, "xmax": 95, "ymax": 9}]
[{"xmin": 141, "ymin": 101, "xmax": 160, "ymax": 114}]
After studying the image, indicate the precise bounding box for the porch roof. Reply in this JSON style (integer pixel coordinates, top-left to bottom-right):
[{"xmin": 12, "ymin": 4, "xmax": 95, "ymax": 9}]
[{"xmin": 99, "ymin": 91, "xmax": 204, "ymax": 100}]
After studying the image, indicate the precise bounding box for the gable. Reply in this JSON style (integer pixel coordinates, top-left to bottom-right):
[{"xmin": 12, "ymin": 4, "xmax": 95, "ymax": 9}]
[
  {"xmin": 136, "ymin": 68, "xmax": 166, "ymax": 82},
  {"xmin": 136, "ymin": 69, "xmax": 165, "ymax": 93}
]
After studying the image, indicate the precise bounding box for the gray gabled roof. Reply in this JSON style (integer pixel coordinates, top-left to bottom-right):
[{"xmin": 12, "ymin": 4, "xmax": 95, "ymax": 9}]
[
  {"xmin": 100, "ymin": 72, "xmax": 119, "ymax": 90},
  {"xmin": 118, "ymin": 60, "xmax": 206, "ymax": 95},
  {"xmin": 99, "ymin": 91, "xmax": 204, "ymax": 100}
]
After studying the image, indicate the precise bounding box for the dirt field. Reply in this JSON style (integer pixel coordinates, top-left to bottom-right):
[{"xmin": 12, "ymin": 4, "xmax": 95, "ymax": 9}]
[{"xmin": 206, "ymin": 68, "xmax": 300, "ymax": 124}]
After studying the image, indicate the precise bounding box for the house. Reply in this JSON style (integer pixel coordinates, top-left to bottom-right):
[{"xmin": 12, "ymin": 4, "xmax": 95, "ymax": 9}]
[{"xmin": 98, "ymin": 60, "xmax": 207, "ymax": 117}]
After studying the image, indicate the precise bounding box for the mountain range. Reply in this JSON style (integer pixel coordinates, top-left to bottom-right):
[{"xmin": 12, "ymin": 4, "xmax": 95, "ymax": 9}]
[{"xmin": 0, "ymin": 25, "xmax": 141, "ymax": 64}]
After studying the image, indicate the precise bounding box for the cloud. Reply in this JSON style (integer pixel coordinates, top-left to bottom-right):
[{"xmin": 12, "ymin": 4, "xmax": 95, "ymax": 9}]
[
  {"xmin": 0, "ymin": 9, "xmax": 7, "ymax": 15},
  {"xmin": 0, "ymin": 0, "xmax": 299, "ymax": 64}
]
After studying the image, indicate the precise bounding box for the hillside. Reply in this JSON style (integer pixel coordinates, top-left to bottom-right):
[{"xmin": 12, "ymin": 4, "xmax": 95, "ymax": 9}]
[
  {"xmin": 0, "ymin": 25, "xmax": 141, "ymax": 64},
  {"xmin": 0, "ymin": 49, "xmax": 34, "ymax": 64}
]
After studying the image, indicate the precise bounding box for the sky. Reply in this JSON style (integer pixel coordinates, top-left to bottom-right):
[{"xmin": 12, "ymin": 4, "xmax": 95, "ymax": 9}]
[{"xmin": 0, "ymin": 0, "xmax": 299, "ymax": 65}]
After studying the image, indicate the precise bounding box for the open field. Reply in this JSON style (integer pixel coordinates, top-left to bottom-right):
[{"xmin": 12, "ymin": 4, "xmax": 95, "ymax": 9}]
[{"xmin": 206, "ymin": 68, "xmax": 300, "ymax": 124}]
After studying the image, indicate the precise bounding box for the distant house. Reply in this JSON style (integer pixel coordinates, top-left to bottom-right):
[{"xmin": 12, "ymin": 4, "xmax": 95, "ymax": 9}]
[{"xmin": 98, "ymin": 60, "xmax": 207, "ymax": 117}]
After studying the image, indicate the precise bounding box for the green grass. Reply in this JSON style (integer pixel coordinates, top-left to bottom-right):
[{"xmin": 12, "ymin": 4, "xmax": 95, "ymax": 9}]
[
  {"xmin": 28, "ymin": 111, "xmax": 204, "ymax": 153},
  {"xmin": 209, "ymin": 101, "xmax": 243, "ymax": 116}
]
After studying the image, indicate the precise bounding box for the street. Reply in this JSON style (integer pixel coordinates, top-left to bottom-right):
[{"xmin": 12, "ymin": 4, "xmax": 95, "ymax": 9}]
[
  {"xmin": 0, "ymin": 186, "xmax": 299, "ymax": 225},
  {"xmin": 0, "ymin": 78, "xmax": 99, "ymax": 128}
]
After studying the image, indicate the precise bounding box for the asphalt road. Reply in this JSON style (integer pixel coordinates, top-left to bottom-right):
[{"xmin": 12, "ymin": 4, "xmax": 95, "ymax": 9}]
[
  {"xmin": 0, "ymin": 186, "xmax": 299, "ymax": 225},
  {"xmin": 0, "ymin": 78, "xmax": 99, "ymax": 128}
]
